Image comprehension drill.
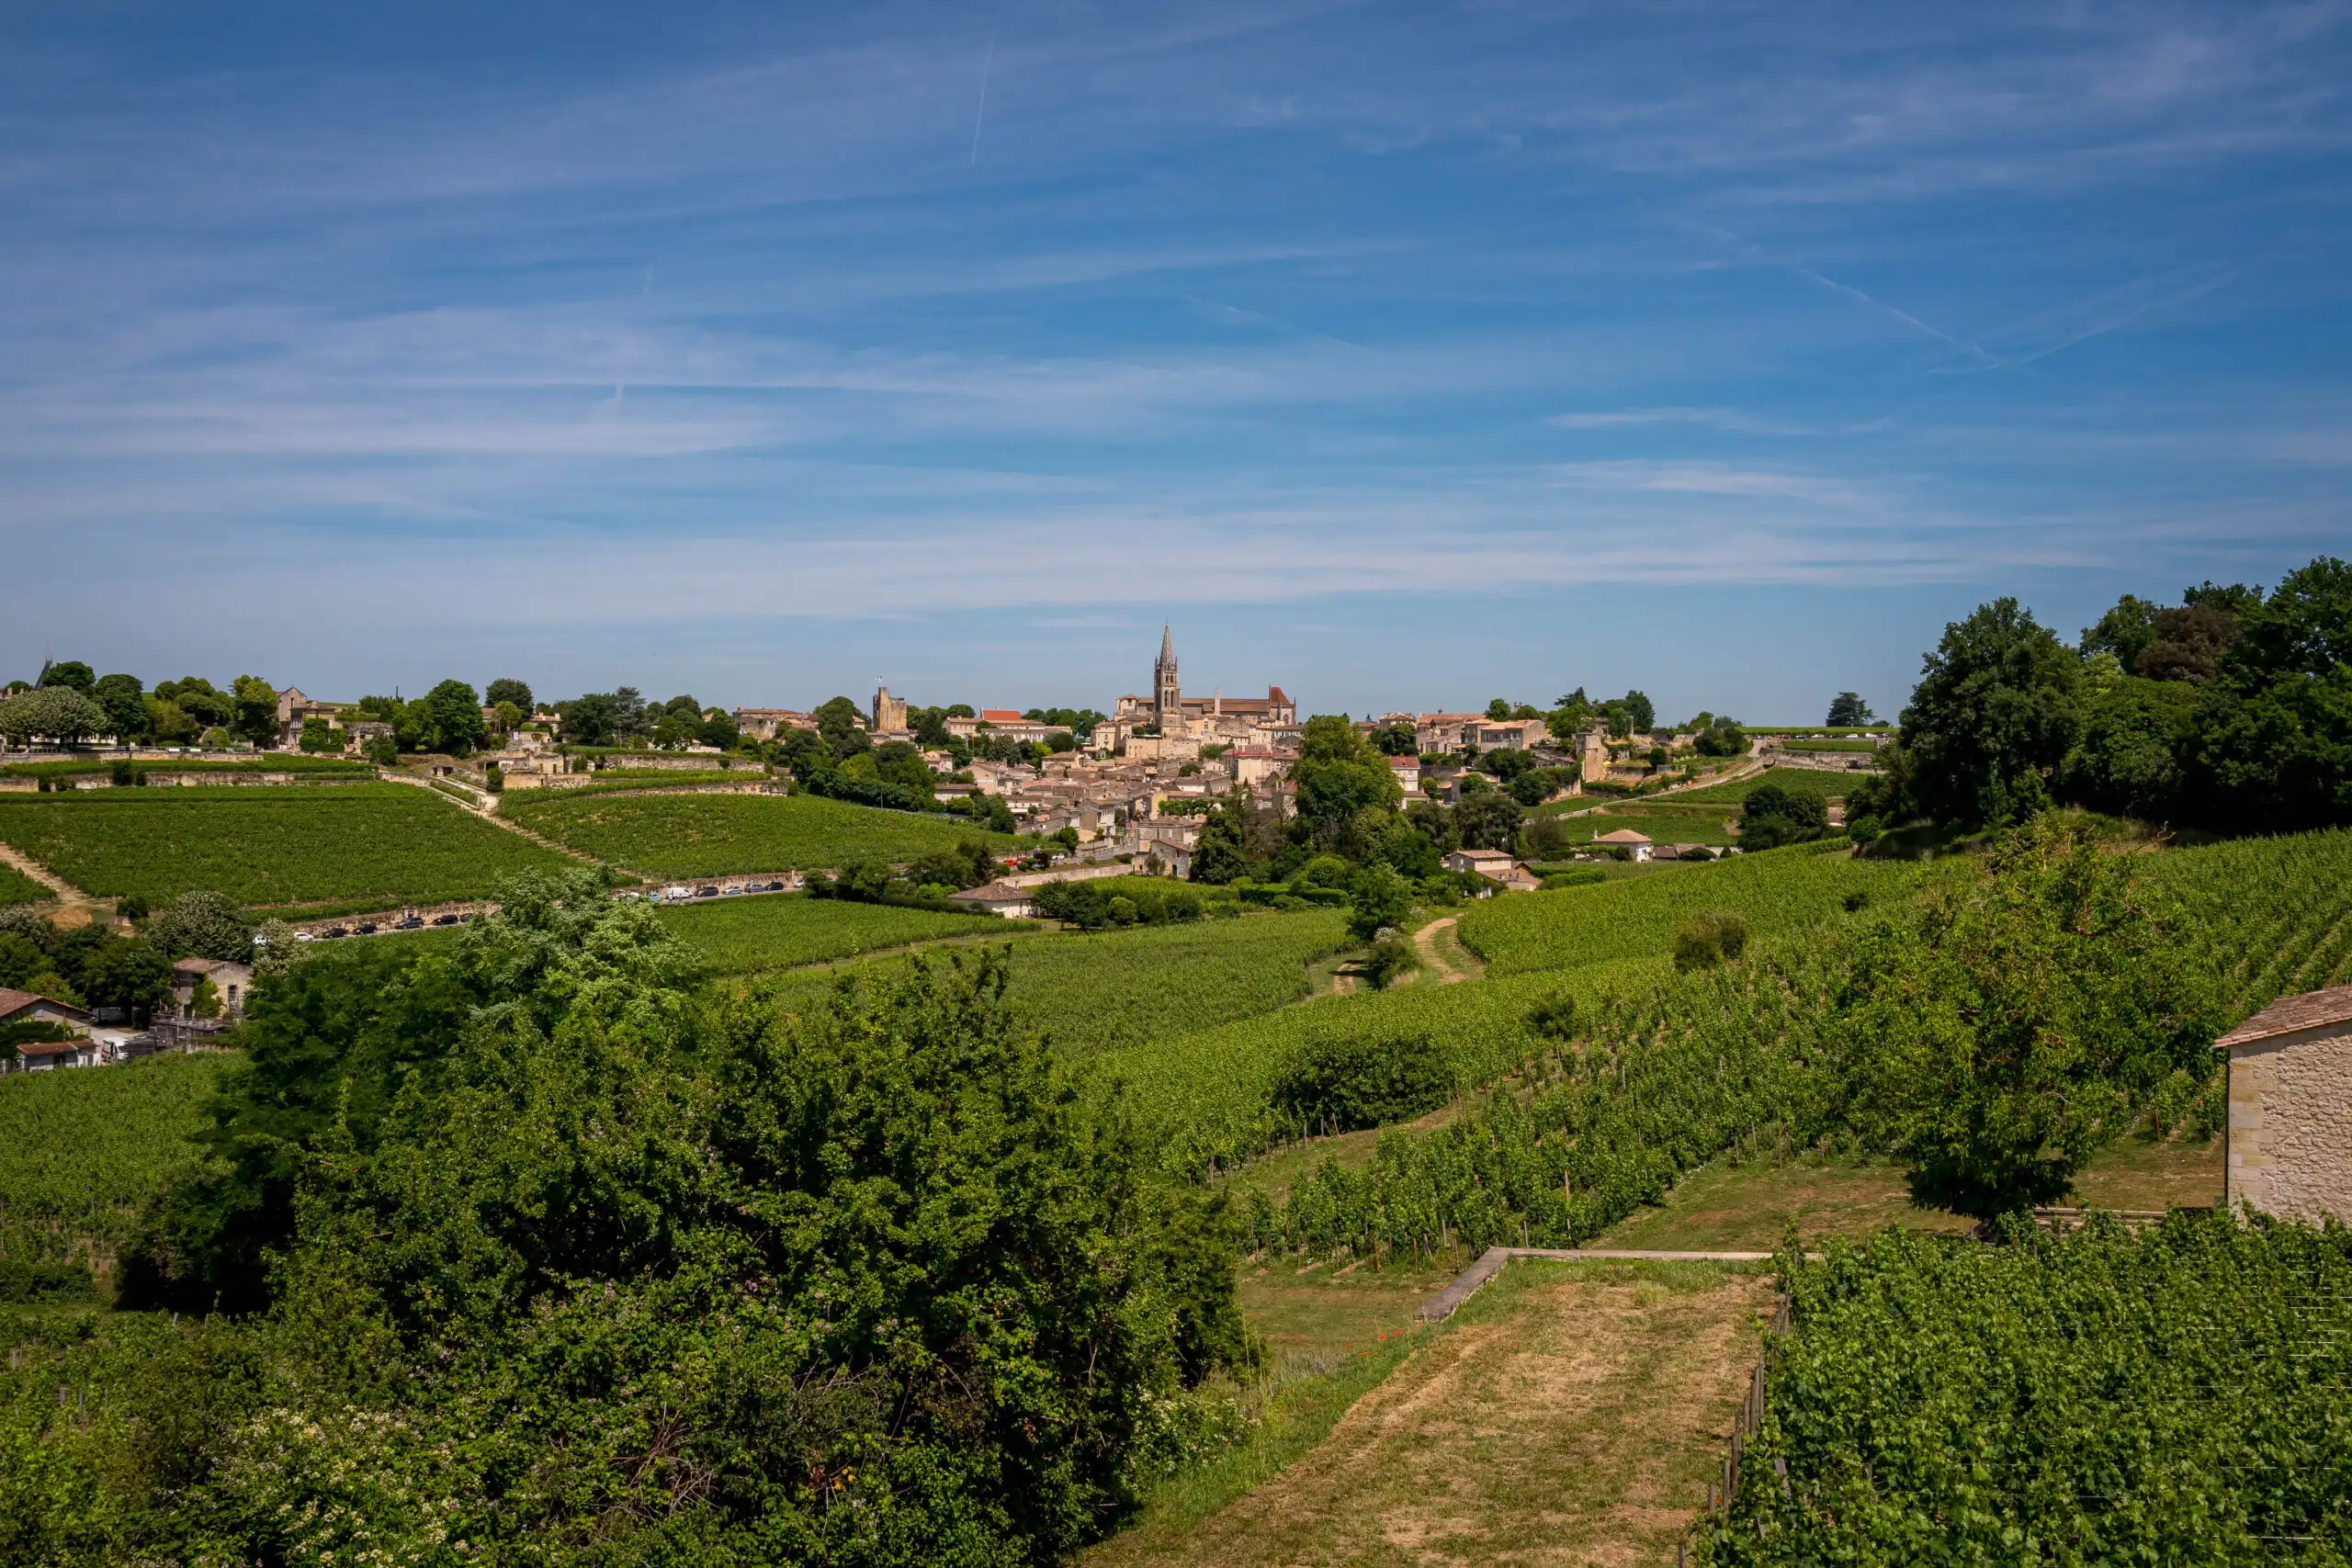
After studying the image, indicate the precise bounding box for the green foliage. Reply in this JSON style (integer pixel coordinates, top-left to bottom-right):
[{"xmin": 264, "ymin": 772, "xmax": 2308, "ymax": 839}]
[
  {"xmin": 37, "ymin": 660, "xmax": 95, "ymax": 693},
  {"xmin": 28, "ymin": 884, "xmax": 1255, "ymax": 1563},
  {"xmin": 1361, "ymin": 934, "xmax": 1417, "ymax": 989},
  {"xmin": 1272, "ymin": 1032, "xmax": 1453, "ymax": 1133},
  {"xmin": 1035, "ymin": 876, "xmax": 1207, "ymax": 929},
  {"xmin": 0, "ymin": 686, "xmax": 110, "ymax": 747},
  {"xmin": 1672, "ymin": 909, "xmax": 1747, "ymax": 972},
  {"xmin": 1692, "ymin": 716, "xmax": 1747, "ymax": 757},
  {"xmin": 482, "ymin": 677, "xmax": 532, "ymax": 714},
  {"xmin": 143, "ymin": 890, "xmax": 253, "ymax": 962},
  {"xmin": 1668, "ymin": 768, "xmax": 1849, "ymax": 806},
  {"xmin": 2138, "ymin": 825, "xmax": 2352, "ymax": 1013},
  {"xmin": 1453, "ymin": 790, "xmax": 1523, "ymax": 850},
  {"xmin": 1288, "ymin": 716, "xmax": 1401, "ymax": 852},
  {"xmin": 1899, "ymin": 598, "xmax": 2085, "ymax": 828},
  {"xmin": 1736, "ymin": 783, "xmax": 1828, "ymax": 850},
  {"xmin": 1345, "ymin": 863, "xmax": 1413, "ymax": 942},
  {"xmin": 501, "ymin": 791, "xmax": 1020, "ymax": 878},
  {"xmin": 0, "ymin": 1053, "xmax": 230, "ymax": 1270},
  {"xmin": 1702, "ymin": 1218, "xmax": 2352, "ymax": 1565},
  {"xmin": 1834, "ymin": 823, "xmax": 2222, "ymax": 1219},
  {"xmin": 296, "ymin": 714, "xmax": 338, "ymax": 753},
  {"xmin": 0, "ymin": 863, "xmax": 47, "ymax": 906},
  {"xmin": 0, "ymin": 785, "xmax": 567, "ymax": 908},
  {"xmin": 1824, "ymin": 692, "xmax": 1875, "ymax": 727}
]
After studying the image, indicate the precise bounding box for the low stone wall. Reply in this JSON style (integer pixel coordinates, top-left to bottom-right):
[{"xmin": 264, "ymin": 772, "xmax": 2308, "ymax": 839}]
[
  {"xmin": 1, "ymin": 771, "xmax": 380, "ymax": 793},
  {"xmin": 1761, "ymin": 749, "xmax": 1883, "ymax": 773}
]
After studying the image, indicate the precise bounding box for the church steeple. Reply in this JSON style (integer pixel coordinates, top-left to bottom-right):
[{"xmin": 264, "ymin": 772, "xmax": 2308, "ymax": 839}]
[{"xmin": 1154, "ymin": 624, "xmax": 1181, "ymax": 734}]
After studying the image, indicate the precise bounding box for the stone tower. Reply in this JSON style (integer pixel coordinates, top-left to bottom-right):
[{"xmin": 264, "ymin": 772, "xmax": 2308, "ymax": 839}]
[
  {"xmin": 872, "ymin": 684, "xmax": 908, "ymax": 735},
  {"xmin": 1154, "ymin": 625, "xmax": 1181, "ymax": 734}
]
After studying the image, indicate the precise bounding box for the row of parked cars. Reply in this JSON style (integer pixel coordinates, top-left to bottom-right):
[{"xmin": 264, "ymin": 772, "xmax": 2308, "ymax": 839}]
[
  {"xmin": 309, "ymin": 911, "xmax": 472, "ymax": 941},
  {"xmin": 642, "ymin": 880, "xmax": 794, "ymax": 903}
]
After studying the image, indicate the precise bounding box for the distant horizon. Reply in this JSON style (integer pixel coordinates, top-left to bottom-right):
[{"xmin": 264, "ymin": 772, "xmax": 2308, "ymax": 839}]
[{"xmin": 7, "ymin": 3, "xmax": 2346, "ymax": 721}]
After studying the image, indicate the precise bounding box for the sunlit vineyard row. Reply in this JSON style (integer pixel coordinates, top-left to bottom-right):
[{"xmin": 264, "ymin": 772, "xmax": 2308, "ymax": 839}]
[
  {"xmin": 1457, "ymin": 839, "xmax": 1934, "ymax": 976},
  {"xmin": 1702, "ymin": 1218, "xmax": 2352, "ymax": 1563},
  {"xmin": 503, "ymin": 791, "xmax": 1023, "ymax": 877},
  {"xmin": 0, "ymin": 785, "xmax": 568, "ymax": 908},
  {"xmin": 0, "ymin": 1054, "xmax": 229, "ymax": 1269},
  {"xmin": 2141, "ymin": 826, "xmax": 2352, "ymax": 1012}
]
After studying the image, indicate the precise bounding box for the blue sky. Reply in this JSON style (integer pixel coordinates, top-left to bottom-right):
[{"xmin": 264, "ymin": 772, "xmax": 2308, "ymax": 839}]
[{"xmin": 5, "ymin": 1, "xmax": 2349, "ymax": 722}]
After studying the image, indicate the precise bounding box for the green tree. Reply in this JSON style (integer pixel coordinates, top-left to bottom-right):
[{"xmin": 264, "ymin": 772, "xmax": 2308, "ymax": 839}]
[
  {"xmin": 1738, "ymin": 783, "xmax": 1828, "ymax": 850},
  {"xmin": 297, "ymin": 715, "xmax": 338, "ymax": 753},
  {"xmin": 1289, "ymin": 715, "xmax": 1401, "ymax": 851},
  {"xmin": 145, "ymin": 891, "xmax": 254, "ymax": 962},
  {"xmin": 1454, "ymin": 790, "xmax": 1524, "ymax": 851},
  {"xmin": 697, "ymin": 708, "xmax": 740, "ymax": 750},
  {"xmin": 1485, "ymin": 697, "xmax": 1512, "ymax": 721},
  {"xmin": 0, "ymin": 684, "xmax": 110, "ymax": 746},
  {"xmin": 2080, "ymin": 593, "xmax": 2163, "ymax": 670},
  {"xmin": 1345, "ymin": 863, "xmax": 1414, "ymax": 942},
  {"xmin": 1620, "ymin": 690, "xmax": 1656, "ymax": 733},
  {"xmin": 1190, "ymin": 798, "xmax": 1251, "ymax": 885},
  {"xmin": 815, "ymin": 694, "xmax": 869, "ymax": 759},
  {"xmin": 37, "ymin": 659, "xmax": 95, "ymax": 692},
  {"xmin": 93, "ymin": 672, "xmax": 148, "ymax": 741},
  {"xmin": 483, "ymin": 677, "xmax": 533, "ymax": 714},
  {"xmin": 1826, "ymin": 691, "xmax": 1875, "ymax": 727},
  {"xmin": 1896, "ymin": 599, "xmax": 2085, "ymax": 828},
  {"xmin": 230, "ymin": 675, "xmax": 278, "ymax": 747},
  {"xmin": 423, "ymin": 679, "xmax": 486, "ymax": 756},
  {"xmin": 2060, "ymin": 676, "xmax": 2196, "ymax": 821},
  {"xmin": 1839, "ymin": 823, "xmax": 2222, "ymax": 1221}
]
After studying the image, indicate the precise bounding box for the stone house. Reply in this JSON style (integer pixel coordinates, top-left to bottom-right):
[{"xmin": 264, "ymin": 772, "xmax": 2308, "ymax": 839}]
[
  {"xmin": 1442, "ymin": 848, "xmax": 1521, "ymax": 882},
  {"xmin": 731, "ymin": 708, "xmax": 817, "ymax": 741},
  {"xmin": 171, "ymin": 957, "xmax": 254, "ymax": 1021},
  {"xmin": 1590, "ymin": 828, "xmax": 1654, "ymax": 862},
  {"xmin": 1387, "ymin": 755, "xmax": 1421, "ymax": 794},
  {"xmin": 2220, "ymin": 985, "xmax": 2352, "ymax": 1224},
  {"xmin": 1476, "ymin": 718, "xmax": 1551, "ymax": 751}
]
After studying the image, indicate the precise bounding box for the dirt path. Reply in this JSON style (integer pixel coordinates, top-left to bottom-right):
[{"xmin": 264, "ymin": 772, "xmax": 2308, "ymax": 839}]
[
  {"xmin": 1411, "ymin": 916, "xmax": 1481, "ymax": 984},
  {"xmin": 1094, "ymin": 1262, "xmax": 1776, "ymax": 1567},
  {"xmin": 0, "ymin": 840, "xmax": 114, "ymax": 930}
]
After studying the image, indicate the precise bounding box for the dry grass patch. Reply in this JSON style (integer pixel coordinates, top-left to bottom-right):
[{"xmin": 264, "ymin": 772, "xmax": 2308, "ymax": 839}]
[{"xmin": 1092, "ymin": 1258, "xmax": 1774, "ymax": 1568}]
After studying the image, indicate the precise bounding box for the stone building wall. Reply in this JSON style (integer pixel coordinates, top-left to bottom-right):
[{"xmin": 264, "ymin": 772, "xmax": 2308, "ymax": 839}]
[{"xmin": 2229, "ymin": 1022, "xmax": 2352, "ymax": 1224}]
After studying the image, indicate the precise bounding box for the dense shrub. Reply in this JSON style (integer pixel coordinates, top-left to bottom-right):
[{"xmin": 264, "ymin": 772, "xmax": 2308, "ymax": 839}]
[
  {"xmin": 1673, "ymin": 909, "xmax": 1748, "ymax": 971},
  {"xmin": 1271, "ymin": 1032, "xmax": 1453, "ymax": 1132}
]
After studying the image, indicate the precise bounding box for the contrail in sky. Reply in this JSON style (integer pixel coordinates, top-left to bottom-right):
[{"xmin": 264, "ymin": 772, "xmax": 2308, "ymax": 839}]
[{"xmin": 970, "ymin": 10, "xmax": 999, "ymax": 165}]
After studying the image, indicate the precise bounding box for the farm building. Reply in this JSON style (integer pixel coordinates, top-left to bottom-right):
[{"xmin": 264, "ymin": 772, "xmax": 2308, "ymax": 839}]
[
  {"xmin": 2219, "ymin": 985, "xmax": 2352, "ymax": 1225},
  {"xmin": 948, "ymin": 881, "xmax": 1038, "ymax": 919},
  {"xmin": 171, "ymin": 956, "xmax": 254, "ymax": 1021},
  {"xmin": 0, "ymin": 988, "xmax": 107, "ymax": 1072},
  {"xmin": 1591, "ymin": 828, "xmax": 1655, "ymax": 862}
]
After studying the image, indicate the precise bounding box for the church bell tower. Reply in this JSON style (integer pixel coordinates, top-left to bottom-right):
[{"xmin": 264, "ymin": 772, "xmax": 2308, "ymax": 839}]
[{"xmin": 1154, "ymin": 625, "xmax": 1181, "ymax": 734}]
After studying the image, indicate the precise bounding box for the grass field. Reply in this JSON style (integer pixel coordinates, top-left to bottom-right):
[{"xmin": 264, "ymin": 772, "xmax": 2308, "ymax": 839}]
[
  {"xmin": 0, "ymin": 863, "xmax": 49, "ymax": 904},
  {"xmin": 1092, "ymin": 1258, "xmax": 1774, "ymax": 1568},
  {"xmin": 1539, "ymin": 802, "xmax": 1739, "ymax": 847},
  {"xmin": 1457, "ymin": 842, "xmax": 1917, "ymax": 977},
  {"xmin": 0, "ymin": 1053, "xmax": 230, "ymax": 1277},
  {"xmin": 0, "ymin": 785, "xmax": 571, "ymax": 909},
  {"xmin": 503, "ymin": 791, "xmax": 1022, "ymax": 876},
  {"xmin": 1665, "ymin": 767, "xmax": 1861, "ymax": 805},
  {"xmin": 656, "ymin": 892, "xmax": 1019, "ymax": 976}
]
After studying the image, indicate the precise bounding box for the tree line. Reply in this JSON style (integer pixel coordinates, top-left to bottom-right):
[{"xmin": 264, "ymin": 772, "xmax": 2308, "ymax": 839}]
[{"xmin": 1850, "ymin": 554, "xmax": 2352, "ymax": 837}]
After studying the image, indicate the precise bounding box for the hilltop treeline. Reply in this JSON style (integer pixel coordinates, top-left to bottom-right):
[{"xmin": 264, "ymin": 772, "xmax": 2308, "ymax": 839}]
[{"xmin": 1854, "ymin": 554, "xmax": 2352, "ymax": 835}]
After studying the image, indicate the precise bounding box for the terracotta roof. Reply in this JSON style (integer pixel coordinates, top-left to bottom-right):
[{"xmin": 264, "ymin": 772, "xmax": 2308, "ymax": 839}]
[
  {"xmin": 1592, "ymin": 828, "xmax": 1654, "ymax": 844},
  {"xmin": 15, "ymin": 1040, "xmax": 86, "ymax": 1058},
  {"xmin": 1454, "ymin": 849, "xmax": 1515, "ymax": 863},
  {"xmin": 174, "ymin": 956, "xmax": 245, "ymax": 976},
  {"xmin": 0, "ymin": 988, "xmax": 88, "ymax": 1021},
  {"xmin": 2218, "ymin": 986, "xmax": 2352, "ymax": 1049},
  {"xmin": 980, "ymin": 709, "xmax": 1027, "ymax": 723}
]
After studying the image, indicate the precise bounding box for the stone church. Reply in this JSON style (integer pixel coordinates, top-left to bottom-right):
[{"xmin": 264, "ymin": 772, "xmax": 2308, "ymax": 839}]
[{"xmin": 1107, "ymin": 626, "xmax": 1295, "ymax": 758}]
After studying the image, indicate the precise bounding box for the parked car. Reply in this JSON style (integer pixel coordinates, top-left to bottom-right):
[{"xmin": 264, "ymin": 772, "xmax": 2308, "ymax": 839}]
[
  {"xmin": 395, "ymin": 918, "xmax": 424, "ymax": 931},
  {"xmin": 432, "ymin": 914, "xmax": 459, "ymax": 926},
  {"xmin": 322, "ymin": 927, "xmax": 348, "ymax": 940},
  {"xmin": 354, "ymin": 922, "xmax": 378, "ymax": 935},
  {"xmin": 697, "ymin": 886, "xmax": 719, "ymax": 898}
]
